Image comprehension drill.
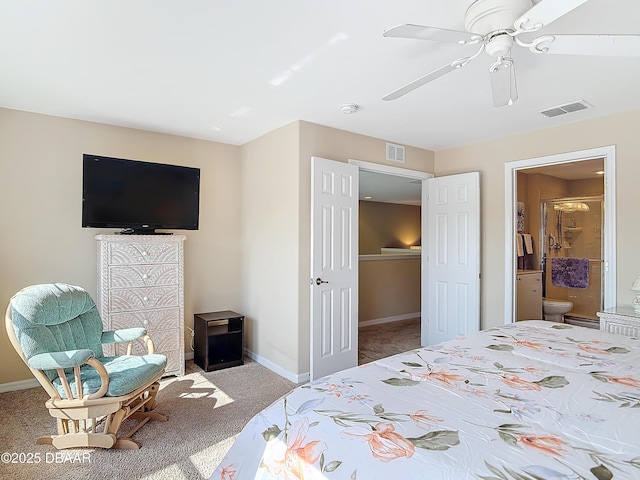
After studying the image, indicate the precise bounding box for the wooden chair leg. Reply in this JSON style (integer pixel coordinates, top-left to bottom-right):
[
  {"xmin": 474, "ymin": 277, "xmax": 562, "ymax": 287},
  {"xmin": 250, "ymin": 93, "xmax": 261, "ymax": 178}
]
[
  {"xmin": 143, "ymin": 382, "xmax": 160, "ymax": 412},
  {"xmin": 106, "ymin": 406, "xmax": 130, "ymax": 438}
]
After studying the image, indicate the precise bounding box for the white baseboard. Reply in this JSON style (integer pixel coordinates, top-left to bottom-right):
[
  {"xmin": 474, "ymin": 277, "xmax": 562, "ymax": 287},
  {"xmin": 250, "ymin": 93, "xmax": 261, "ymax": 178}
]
[
  {"xmin": 244, "ymin": 349, "xmax": 310, "ymax": 385},
  {"xmin": 359, "ymin": 312, "xmax": 421, "ymax": 328},
  {"xmin": 185, "ymin": 351, "xmax": 194, "ymax": 361},
  {"xmin": 0, "ymin": 378, "xmax": 39, "ymax": 393}
]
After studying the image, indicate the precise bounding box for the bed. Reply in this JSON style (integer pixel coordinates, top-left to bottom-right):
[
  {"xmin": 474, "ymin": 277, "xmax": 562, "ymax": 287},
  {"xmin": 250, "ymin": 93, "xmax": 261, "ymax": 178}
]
[{"xmin": 211, "ymin": 320, "xmax": 640, "ymax": 479}]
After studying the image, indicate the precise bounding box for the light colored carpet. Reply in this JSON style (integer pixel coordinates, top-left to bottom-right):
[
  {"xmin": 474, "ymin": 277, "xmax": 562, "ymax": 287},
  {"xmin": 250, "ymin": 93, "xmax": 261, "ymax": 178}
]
[
  {"xmin": 0, "ymin": 320, "xmax": 419, "ymax": 480},
  {"xmin": 0, "ymin": 359, "xmax": 294, "ymax": 480},
  {"xmin": 358, "ymin": 317, "xmax": 421, "ymax": 364}
]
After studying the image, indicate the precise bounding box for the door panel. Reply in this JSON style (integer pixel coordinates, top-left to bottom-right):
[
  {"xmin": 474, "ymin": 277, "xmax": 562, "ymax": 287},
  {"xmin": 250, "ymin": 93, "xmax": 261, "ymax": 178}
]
[
  {"xmin": 310, "ymin": 157, "xmax": 358, "ymax": 380},
  {"xmin": 424, "ymin": 172, "xmax": 480, "ymax": 345}
]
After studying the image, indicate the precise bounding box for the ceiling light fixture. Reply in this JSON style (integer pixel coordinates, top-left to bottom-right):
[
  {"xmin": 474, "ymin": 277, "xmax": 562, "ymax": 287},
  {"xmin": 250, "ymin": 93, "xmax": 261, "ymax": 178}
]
[{"xmin": 554, "ymin": 202, "xmax": 590, "ymax": 213}]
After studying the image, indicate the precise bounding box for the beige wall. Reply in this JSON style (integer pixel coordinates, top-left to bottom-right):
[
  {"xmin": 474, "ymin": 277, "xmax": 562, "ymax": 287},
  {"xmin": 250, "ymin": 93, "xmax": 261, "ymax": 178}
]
[
  {"xmin": 0, "ymin": 108, "xmax": 242, "ymax": 384},
  {"xmin": 359, "ymin": 201, "xmax": 421, "ymax": 255},
  {"xmin": 435, "ymin": 108, "xmax": 640, "ymax": 330},
  {"xmin": 239, "ymin": 122, "xmax": 301, "ymax": 375},
  {"xmin": 359, "ymin": 258, "xmax": 421, "ymax": 322}
]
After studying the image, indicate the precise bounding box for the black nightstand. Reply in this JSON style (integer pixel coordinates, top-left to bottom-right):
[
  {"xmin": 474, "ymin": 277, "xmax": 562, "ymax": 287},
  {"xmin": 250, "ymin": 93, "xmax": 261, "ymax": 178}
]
[{"xmin": 194, "ymin": 311, "xmax": 244, "ymax": 371}]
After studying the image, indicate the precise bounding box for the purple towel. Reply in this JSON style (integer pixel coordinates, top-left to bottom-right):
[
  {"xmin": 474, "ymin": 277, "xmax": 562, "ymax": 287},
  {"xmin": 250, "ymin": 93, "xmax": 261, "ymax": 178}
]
[{"xmin": 551, "ymin": 257, "xmax": 590, "ymax": 289}]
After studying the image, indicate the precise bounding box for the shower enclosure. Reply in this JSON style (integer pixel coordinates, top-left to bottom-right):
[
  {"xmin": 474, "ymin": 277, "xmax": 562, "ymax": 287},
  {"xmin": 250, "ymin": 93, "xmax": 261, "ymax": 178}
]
[{"xmin": 540, "ymin": 196, "xmax": 603, "ymax": 325}]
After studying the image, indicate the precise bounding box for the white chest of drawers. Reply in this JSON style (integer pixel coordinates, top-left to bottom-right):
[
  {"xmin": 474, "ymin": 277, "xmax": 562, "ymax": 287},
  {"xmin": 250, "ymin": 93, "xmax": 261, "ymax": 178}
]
[
  {"xmin": 597, "ymin": 306, "xmax": 640, "ymax": 337},
  {"xmin": 96, "ymin": 234, "xmax": 186, "ymax": 376}
]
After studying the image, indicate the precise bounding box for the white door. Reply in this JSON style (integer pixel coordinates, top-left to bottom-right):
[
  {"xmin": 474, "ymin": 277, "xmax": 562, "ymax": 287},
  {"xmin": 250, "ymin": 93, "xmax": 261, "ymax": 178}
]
[
  {"xmin": 310, "ymin": 157, "xmax": 359, "ymax": 380},
  {"xmin": 422, "ymin": 172, "xmax": 480, "ymax": 345}
]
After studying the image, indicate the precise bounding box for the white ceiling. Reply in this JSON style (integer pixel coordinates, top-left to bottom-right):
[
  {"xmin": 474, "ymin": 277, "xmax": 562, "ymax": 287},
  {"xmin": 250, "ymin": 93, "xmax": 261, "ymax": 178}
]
[{"xmin": 1, "ymin": 0, "xmax": 640, "ymax": 153}]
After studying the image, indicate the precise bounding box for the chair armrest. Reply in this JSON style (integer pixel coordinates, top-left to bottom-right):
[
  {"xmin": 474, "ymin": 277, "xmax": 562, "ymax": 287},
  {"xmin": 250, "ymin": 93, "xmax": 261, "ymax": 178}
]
[
  {"xmin": 101, "ymin": 327, "xmax": 147, "ymax": 344},
  {"xmin": 27, "ymin": 349, "xmax": 95, "ymax": 370}
]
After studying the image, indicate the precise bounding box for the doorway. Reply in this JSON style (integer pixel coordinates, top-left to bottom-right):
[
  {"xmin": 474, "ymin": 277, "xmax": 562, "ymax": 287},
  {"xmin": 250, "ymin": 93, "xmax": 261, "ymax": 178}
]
[
  {"xmin": 351, "ymin": 159, "xmax": 432, "ymax": 361},
  {"xmin": 504, "ymin": 146, "xmax": 616, "ymax": 324},
  {"xmin": 310, "ymin": 158, "xmax": 479, "ymax": 380}
]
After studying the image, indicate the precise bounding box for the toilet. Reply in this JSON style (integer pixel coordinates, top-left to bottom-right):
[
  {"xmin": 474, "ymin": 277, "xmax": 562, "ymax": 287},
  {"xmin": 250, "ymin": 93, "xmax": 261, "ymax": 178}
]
[{"xmin": 542, "ymin": 298, "xmax": 573, "ymax": 323}]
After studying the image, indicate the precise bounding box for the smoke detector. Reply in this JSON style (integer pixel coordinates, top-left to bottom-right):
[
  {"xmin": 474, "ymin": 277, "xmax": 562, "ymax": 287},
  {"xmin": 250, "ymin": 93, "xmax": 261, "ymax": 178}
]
[{"xmin": 341, "ymin": 103, "xmax": 359, "ymax": 114}]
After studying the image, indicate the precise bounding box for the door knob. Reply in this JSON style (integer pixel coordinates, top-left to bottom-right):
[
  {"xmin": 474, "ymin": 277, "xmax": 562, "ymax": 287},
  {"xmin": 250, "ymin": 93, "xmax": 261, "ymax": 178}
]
[{"xmin": 315, "ymin": 277, "xmax": 329, "ymax": 285}]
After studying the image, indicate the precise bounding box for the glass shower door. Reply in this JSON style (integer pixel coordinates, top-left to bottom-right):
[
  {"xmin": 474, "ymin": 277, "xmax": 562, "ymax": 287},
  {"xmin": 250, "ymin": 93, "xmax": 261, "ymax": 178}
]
[{"xmin": 541, "ymin": 197, "xmax": 603, "ymax": 321}]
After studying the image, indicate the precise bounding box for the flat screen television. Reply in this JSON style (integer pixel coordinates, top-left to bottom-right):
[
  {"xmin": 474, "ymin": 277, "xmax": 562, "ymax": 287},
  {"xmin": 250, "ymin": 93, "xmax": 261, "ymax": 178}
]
[{"xmin": 82, "ymin": 154, "xmax": 200, "ymax": 234}]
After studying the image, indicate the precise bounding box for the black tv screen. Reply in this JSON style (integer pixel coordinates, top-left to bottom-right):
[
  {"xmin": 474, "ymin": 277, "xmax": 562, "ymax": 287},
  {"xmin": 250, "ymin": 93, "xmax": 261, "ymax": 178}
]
[{"xmin": 82, "ymin": 154, "xmax": 200, "ymax": 234}]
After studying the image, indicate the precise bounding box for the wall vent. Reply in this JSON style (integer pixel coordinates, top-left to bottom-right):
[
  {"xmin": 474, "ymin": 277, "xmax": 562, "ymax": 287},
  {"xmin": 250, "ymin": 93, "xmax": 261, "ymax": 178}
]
[
  {"xmin": 540, "ymin": 100, "xmax": 590, "ymax": 118},
  {"xmin": 386, "ymin": 142, "xmax": 405, "ymax": 163}
]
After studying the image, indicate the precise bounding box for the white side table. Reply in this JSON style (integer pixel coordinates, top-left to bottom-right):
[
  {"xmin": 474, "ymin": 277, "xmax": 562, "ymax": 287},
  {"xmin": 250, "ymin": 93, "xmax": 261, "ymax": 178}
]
[{"xmin": 597, "ymin": 307, "xmax": 640, "ymax": 337}]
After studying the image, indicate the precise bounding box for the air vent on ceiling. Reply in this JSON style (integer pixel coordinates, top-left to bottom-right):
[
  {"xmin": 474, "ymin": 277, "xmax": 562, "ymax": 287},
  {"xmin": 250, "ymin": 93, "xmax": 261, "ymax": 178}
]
[
  {"xmin": 386, "ymin": 142, "xmax": 405, "ymax": 163},
  {"xmin": 540, "ymin": 100, "xmax": 590, "ymax": 118}
]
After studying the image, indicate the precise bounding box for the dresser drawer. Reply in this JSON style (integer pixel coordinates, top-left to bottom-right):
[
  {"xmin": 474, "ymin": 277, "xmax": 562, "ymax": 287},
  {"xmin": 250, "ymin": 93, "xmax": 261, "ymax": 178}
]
[
  {"xmin": 109, "ymin": 309, "xmax": 181, "ymax": 356},
  {"xmin": 111, "ymin": 327, "xmax": 180, "ymax": 358},
  {"xmin": 109, "ymin": 242, "xmax": 179, "ymax": 265},
  {"xmin": 109, "ymin": 264, "xmax": 179, "ymax": 288},
  {"xmin": 109, "ymin": 287, "xmax": 179, "ymax": 312},
  {"xmin": 110, "ymin": 307, "xmax": 180, "ymax": 329}
]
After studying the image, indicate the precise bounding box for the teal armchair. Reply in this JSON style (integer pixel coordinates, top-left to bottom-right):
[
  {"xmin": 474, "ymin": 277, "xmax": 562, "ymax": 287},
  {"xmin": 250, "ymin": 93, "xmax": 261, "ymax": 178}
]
[{"xmin": 5, "ymin": 283, "xmax": 168, "ymax": 449}]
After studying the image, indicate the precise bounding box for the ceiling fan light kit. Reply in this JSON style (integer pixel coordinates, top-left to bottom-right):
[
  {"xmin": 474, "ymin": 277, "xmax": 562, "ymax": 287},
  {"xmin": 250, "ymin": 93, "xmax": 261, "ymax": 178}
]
[{"xmin": 383, "ymin": 0, "xmax": 640, "ymax": 107}]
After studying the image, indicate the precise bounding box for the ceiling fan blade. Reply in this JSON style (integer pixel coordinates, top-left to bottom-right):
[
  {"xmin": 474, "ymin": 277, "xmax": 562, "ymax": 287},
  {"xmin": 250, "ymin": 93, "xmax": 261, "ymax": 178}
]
[
  {"xmin": 538, "ymin": 34, "xmax": 640, "ymax": 56},
  {"xmin": 490, "ymin": 58, "xmax": 518, "ymax": 107},
  {"xmin": 515, "ymin": 0, "xmax": 590, "ymax": 31},
  {"xmin": 383, "ymin": 60, "xmax": 466, "ymax": 101},
  {"xmin": 383, "ymin": 24, "xmax": 481, "ymax": 45}
]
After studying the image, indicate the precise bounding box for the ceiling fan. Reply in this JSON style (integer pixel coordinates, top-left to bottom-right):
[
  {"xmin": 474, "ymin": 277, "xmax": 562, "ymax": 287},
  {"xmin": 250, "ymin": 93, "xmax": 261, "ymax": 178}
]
[{"xmin": 383, "ymin": 0, "xmax": 640, "ymax": 107}]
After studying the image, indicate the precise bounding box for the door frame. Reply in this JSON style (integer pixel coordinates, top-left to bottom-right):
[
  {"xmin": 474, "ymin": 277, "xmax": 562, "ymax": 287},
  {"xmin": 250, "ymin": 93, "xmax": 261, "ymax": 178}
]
[
  {"xmin": 503, "ymin": 145, "xmax": 617, "ymax": 325},
  {"xmin": 348, "ymin": 159, "xmax": 434, "ymax": 344}
]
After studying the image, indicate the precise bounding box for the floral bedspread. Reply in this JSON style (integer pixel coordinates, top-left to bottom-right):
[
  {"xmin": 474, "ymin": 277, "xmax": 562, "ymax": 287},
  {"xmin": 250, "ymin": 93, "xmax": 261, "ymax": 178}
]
[{"xmin": 211, "ymin": 321, "xmax": 640, "ymax": 479}]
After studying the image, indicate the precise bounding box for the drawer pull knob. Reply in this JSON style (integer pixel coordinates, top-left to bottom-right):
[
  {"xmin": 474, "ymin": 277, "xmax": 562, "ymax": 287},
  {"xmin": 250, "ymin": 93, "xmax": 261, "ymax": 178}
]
[
  {"xmin": 143, "ymin": 296, "xmax": 149, "ymax": 302},
  {"xmin": 142, "ymin": 251, "xmax": 148, "ymax": 256},
  {"xmin": 143, "ymin": 274, "xmax": 148, "ymax": 279},
  {"xmin": 143, "ymin": 320, "xmax": 149, "ymax": 325}
]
